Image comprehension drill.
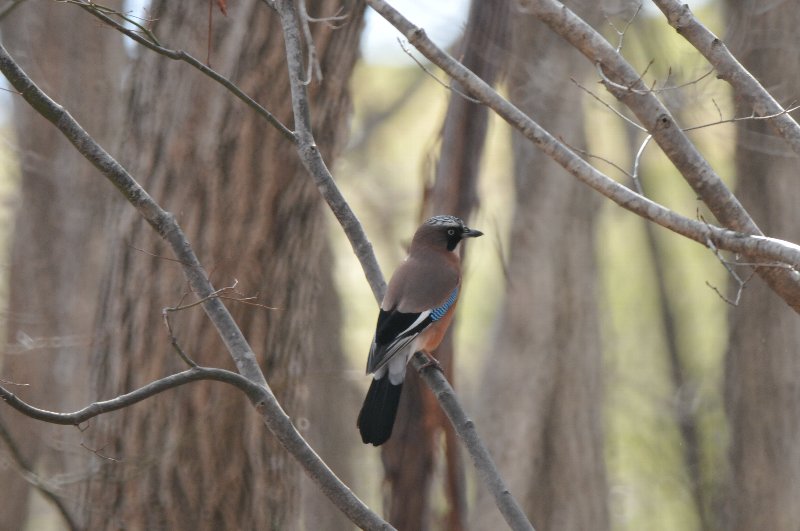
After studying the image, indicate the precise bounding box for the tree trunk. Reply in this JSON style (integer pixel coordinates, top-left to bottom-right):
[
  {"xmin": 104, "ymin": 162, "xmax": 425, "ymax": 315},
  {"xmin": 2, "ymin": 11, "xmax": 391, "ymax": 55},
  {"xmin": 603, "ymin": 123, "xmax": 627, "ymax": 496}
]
[
  {"xmin": 0, "ymin": 2, "xmax": 124, "ymax": 528},
  {"xmin": 474, "ymin": 2, "xmax": 609, "ymax": 529},
  {"xmin": 78, "ymin": 2, "xmax": 364, "ymax": 529},
  {"xmin": 723, "ymin": 2, "xmax": 800, "ymax": 529}
]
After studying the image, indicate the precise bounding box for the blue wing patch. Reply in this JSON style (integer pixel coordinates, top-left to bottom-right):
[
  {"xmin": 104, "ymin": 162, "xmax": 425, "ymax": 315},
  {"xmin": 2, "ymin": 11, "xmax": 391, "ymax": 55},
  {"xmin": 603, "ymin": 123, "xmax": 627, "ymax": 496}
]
[
  {"xmin": 366, "ymin": 286, "xmax": 460, "ymax": 374},
  {"xmin": 430, "ymin": 286, "xmax": 459, "ymax": 321}
]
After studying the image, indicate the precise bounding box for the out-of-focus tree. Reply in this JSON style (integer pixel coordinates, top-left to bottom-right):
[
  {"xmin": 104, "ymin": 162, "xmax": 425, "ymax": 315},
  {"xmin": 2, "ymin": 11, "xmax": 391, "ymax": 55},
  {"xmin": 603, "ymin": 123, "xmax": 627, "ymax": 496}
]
[
  {"xmin": 723, "ymin": 1, "xmax": 800, "ymax": 529},
  {"xmin": 473, "ymin": 2, "xmax": 609, "ymax": 529},
  {"xmin": 0, "ymin": 2, "xmax": 124, "ymax": 528},
  {"xmin": 70, "ymin": 1, "xmax": 365, "ymax": 529}
]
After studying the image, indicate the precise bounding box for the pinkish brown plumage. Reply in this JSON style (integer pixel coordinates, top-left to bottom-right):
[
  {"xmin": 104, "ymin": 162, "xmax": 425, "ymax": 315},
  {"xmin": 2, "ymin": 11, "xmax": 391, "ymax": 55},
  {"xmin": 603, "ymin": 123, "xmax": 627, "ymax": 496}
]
[{"xmin": 357, "ymin": 215, "xmax": 482, "ymax": 446}]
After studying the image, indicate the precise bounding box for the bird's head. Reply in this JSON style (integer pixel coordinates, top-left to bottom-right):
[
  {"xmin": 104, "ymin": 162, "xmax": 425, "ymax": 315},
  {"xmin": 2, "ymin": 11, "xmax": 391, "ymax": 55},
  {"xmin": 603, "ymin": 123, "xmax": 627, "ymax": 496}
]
[{"xmin": 412, "ymin": 215, "xmax": 483, "ymax": 252}]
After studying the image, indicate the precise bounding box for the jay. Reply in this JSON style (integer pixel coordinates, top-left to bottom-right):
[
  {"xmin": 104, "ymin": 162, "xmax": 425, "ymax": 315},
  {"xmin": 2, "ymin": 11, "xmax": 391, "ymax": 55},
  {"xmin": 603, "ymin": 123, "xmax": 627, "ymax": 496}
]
[{"xmin": 357, "ymin": 215, "xmax": 483, "ymax": 446}]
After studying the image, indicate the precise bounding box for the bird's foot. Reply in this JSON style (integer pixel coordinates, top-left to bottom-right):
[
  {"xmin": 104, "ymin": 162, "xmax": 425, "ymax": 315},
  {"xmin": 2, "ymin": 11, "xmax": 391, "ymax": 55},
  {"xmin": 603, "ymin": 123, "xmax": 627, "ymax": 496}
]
[{"xmin": 417, "ymin": 354, "xmax": 443, "ymax": 373}]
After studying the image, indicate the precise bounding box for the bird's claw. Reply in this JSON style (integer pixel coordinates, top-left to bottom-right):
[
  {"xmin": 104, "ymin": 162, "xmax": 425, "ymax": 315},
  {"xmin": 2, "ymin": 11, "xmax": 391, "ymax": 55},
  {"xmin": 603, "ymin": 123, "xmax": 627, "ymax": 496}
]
[{"xmin": 417, "ymin": 355, "xmax": 443, "ymax": 373}]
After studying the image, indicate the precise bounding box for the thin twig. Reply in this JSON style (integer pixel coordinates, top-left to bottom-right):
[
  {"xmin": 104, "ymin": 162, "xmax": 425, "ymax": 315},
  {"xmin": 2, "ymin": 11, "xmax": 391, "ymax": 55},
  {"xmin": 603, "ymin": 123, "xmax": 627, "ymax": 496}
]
[
  {"xmin": 683, "ymin": 105, "xmax": 800, "ymax": 133},
  {"xmin": 297, "ymin": 0, "xmax": 323, "ymax": 84},
  {"xmin": 572, "ymin": 78, "xmax": 646, "ymax": 132},
  {"xmin": 606, "ymin": 2, "xmax": 642, "ymax": 53},
  {"xmin": 66, "ymin": 0, "xmax": 295, "ymax": 141},
  {"xmin": 305, "ymin": 5, "xmax": 348, "ymax": 27},
  {"xmin": 654, "ymin": 67, "xmax": 714, "ymax": 93},
  {"xmin": 631, "ymin": 134, "xmax": 652, "ymax": 193},
  {"xmin": 561, "ymin": 138, "xmax": 634, "ymax": 181},
  {"xmin": 398, "ymin": 38, "xmax": 480, "ymax": 104}
]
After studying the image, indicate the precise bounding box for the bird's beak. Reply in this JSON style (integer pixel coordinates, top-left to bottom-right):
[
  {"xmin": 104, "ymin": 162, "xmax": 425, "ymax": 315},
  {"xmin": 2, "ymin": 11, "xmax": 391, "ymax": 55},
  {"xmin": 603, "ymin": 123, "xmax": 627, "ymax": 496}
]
[{"xmin": 463, "ymin": 227, "xmax": 483, "ymax": 238}]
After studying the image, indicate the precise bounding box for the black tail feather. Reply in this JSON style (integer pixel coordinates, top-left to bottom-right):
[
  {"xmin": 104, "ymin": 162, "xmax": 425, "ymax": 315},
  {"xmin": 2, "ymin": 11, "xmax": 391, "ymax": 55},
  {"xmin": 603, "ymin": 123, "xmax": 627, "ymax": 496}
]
[{"xmin": 357, "ymin": 377, "xmax": 403, "ymax": 446}]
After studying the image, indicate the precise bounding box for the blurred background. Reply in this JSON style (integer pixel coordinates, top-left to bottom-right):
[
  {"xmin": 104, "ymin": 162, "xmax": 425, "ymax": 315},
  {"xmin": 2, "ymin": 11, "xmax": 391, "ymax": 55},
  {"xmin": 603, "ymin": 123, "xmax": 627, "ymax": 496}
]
[{"xmin": 0, "ymin": 0, "xmax": 797, "ymax": 530}]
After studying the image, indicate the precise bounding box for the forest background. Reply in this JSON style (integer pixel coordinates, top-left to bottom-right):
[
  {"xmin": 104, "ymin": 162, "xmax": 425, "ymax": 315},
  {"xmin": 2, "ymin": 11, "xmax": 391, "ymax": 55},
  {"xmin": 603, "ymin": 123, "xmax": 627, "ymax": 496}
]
[{"xmin": 0, "ymin": 0, "xmax": 796, "ymax": 530}]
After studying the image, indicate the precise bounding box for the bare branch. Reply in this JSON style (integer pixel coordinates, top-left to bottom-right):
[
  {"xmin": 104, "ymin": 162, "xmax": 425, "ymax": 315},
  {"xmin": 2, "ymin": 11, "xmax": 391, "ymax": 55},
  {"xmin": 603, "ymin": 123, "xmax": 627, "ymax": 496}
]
[
  {"xmin": 268, "ymin": 0, "xmax": 386, "ymax": 303},
  {"xmin": 572, "ymin": 77, "xmax": 646, "ymax": 132},
  {"xmin": 67, "ymin": 0, "xmax": 295, "ymax": 142},
  {"xmin": 365, "ymin": 0, "xmax": 800, "ymax": 312},
  {"xmin": 653, "ymin": 0, "xmax": 800, "ymax": 158},
  {"xmin": 0, "ymin": 42, "xmax": 391, "ymax": 531},
  {"xmin": 704, "ymin": 238, "xmax": 756, "ymax": 307},
  {"xmin": 297, "ymin": 0, "xmax": 323, "ymax": 83},
  {"xmin": 411, "ymin": 352, "xmax": 535, "ymax": 531},
  {"xmin": 683, "ymin": 105, "xmax": 800, "ymax": 133},
  {"xmin": 0, "ymin": 367, "xmax": 265, "ymax": 425},
  {"xmin": 364, "ymin": 0, "xmax": 800, "ymax": 271},
  {"xmin": 398, "ymin": 38, "xmax": 481, "ymax": 104},
  {"xmin": 605, "ymin": 2, "xmax": 642, "ymax": 53},
  {"xmin": 631, "ymin": 134, "xmax": 652, "ymax": 193}
]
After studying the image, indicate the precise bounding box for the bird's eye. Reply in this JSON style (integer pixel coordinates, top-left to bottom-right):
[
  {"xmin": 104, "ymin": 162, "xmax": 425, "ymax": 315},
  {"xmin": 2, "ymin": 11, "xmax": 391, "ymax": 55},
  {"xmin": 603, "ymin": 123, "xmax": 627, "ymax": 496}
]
[{"xmin": 447, "ymin": 229, "xmax": 455, "ymax": 236}]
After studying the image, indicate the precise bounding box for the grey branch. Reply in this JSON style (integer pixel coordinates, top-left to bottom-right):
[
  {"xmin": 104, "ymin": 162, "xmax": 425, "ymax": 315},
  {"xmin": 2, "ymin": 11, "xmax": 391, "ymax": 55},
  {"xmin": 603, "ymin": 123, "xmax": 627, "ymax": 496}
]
[
  {"xmin": 269, "ymin": 0, "xmax": 386, "ymax": 302},
  {"xmin": 516, "ymin": 0, "xmax": 800, "ymax": 309},
  {"xmin": 0, "ymin": 367, "xmax": 265, "ymax": 425},
  {"xmin": 412, "ymin": 352, "xmax": 536, "ymax": 531},
  {"xmin": 0, "ymin": 42, "xmax": 391, "ymax": 531},
  {"xmin": 365, "ymin": 0, "xmax": 800, "ymax": 304},
  {"xmin": 652, "ymin": 0, "xmax": 800, "ymax": 158},
  {"xmin": 69, "ymin": 0, "xmax": 295, "ymax": 141}
]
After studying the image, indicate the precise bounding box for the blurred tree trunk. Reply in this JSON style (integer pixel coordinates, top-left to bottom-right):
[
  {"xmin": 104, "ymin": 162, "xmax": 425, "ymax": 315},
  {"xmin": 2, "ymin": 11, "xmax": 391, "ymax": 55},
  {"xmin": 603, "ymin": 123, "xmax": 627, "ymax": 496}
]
[
  {"xmin": 474, "ymin": 2, "xmax": 609, "ymax": 530},
  {"xmin": 77, "ymin": 1, "xmax": 364, "ymax": 529},
  {"xmin": 0, "ymin": 2, "xmax": 124, "ymax": 529},
  {"xmin": 381, "ymin": 1, "xmax": 508, "ymax": 529},
  {"xmin": 723, "ymin": 2, "xmax": 800, "ymax": 529}
]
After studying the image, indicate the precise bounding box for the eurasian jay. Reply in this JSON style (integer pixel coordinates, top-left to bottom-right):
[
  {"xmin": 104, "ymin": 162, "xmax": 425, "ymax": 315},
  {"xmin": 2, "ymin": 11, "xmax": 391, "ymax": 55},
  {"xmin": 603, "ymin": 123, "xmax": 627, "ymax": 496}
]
[{"xmin": 357, "ymin": 215, "xmax": 483, "ymax": 446}]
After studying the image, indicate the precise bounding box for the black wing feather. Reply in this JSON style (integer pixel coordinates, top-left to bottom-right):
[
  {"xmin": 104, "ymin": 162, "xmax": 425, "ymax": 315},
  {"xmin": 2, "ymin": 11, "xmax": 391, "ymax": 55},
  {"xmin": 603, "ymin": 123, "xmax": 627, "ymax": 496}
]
[{"xmin": 366, "ymin": 308, "xmax": 432, "ymax": 373}]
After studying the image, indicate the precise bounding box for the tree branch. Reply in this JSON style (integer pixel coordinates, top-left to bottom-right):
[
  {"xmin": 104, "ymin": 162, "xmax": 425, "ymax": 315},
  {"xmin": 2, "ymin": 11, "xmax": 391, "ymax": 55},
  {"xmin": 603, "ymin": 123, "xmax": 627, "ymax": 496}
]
[
  {"xmin": 516, "ymin": 0, "xmax": 800, "ymax": 309},
  {"xmin": 68, "ymin": 0, "xmax": 295, "ymax": 142},
  {"xmin": 0, "ymin": 42, "xmax": 391, "ymax": 531},
  {"xmin": 269, "ymin": 0, "xmax": 387, "ymax": 303},
  {"xmin": 0, "ymin": 367, "xmax": 264, "ymax": 425},
  {"xmin": 411, "ymin": 353, "xmax": 535, "ymax": 531},
  {"xmin": 364, "ymin": 0, "xmax": 800, "ymax": 303},
  {"xmin": 652, "ymin": 0, "xmax": 800, "ymax": 158}
]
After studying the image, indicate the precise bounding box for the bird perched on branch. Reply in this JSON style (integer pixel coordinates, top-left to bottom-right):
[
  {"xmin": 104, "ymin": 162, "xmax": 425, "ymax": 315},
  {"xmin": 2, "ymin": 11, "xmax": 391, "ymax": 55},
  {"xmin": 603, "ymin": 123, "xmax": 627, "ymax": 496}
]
[{"xmin": 357, "ymin": 215, "xmax": 483, "ymax": 446}]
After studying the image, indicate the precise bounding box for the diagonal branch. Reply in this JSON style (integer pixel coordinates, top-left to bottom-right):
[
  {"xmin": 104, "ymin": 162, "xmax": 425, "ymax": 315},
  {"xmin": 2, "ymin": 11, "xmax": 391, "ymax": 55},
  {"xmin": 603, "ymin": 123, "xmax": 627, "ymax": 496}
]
[
  {"xmin": 0, "ymin": 42, "xmax": 391, "ymax": 531},
  {"xmin": 412, "ymin": 353, "xmax": 535, "ymax": 531},
  {"xmin": 364, "ymin": 0, "xmax": 800, "ymax": 309},
  {"xmin": 69, "ymin": 0, "xmax": 295, "ymax": 141},
  {"xmin": 268, "ymin": 0, "xmax": 386, "ymax": 302},
  {"xmin": 652, "ymin": 0, "xmax": 800, "ymax": 158},
  {"xmin": 513, "ymin": 0, "xmax": 800, "ymax": 310}
]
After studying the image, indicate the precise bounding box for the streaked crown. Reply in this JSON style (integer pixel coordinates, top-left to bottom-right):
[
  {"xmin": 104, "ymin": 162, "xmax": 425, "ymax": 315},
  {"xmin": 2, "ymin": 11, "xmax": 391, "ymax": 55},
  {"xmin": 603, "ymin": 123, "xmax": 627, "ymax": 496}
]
[{"xmin": 424, "ymin": 215, "xmax": 466, "ymax": 230}]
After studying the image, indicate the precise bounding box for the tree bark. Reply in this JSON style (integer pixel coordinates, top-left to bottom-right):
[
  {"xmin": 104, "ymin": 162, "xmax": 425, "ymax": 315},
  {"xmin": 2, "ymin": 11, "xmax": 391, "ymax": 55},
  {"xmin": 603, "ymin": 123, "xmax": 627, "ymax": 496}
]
[
  {"xmin": 0, "ymin": 2, "xmax": 124, "ymax": 528},
  {"xmin": 723, "ymin": 1, "xmax": 800, "ymax": 529},
  {"xmin": 77, "ymin": 2, "xmax": 364, "ymax": 529},
  {"xmin": 474, "ymin": 2, "xmax": 609, "ymax": 529}
]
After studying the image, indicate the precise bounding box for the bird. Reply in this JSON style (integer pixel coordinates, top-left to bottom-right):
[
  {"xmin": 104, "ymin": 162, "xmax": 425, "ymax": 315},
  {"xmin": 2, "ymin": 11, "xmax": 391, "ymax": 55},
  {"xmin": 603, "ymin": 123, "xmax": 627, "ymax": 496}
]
[{"xmin": 357, "ymin": 215, "xmax": 483, "ymax": 446}]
